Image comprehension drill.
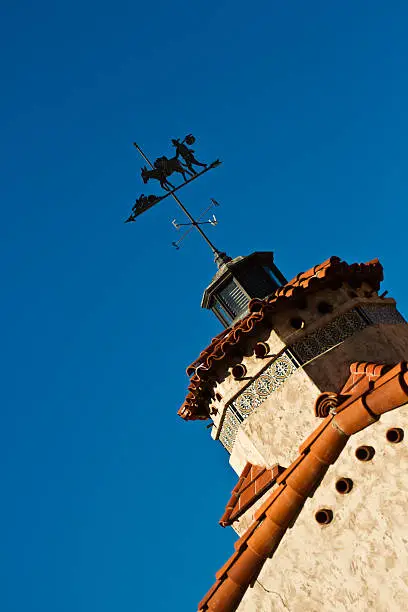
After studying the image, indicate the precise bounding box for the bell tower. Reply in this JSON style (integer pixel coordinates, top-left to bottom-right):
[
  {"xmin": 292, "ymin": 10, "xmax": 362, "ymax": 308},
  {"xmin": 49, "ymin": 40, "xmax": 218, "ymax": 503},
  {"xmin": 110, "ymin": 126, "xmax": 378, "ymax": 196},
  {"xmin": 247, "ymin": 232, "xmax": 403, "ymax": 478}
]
[
  {"xmin": 181, "ymin": 254, "xmax": 408, "ymax": 612},
  {"xmin": 125, "ymin": 135, "xmax": 408, "ymax": 612}
]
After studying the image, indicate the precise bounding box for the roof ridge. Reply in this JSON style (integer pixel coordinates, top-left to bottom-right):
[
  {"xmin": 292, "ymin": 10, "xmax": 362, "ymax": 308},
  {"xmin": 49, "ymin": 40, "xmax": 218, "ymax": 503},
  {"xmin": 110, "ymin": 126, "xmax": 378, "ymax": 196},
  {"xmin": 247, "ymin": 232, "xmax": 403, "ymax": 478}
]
[{"xmin": 198, "ymin": 361, "xmax": 408, "ymax": 612}]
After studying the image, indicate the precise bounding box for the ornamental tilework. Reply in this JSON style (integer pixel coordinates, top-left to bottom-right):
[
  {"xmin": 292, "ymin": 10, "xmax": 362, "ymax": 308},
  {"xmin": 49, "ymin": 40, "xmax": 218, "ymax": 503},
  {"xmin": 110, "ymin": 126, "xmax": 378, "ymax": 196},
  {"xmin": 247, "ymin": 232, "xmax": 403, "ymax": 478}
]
[
  {"xmin": 292, "ymin": 309, "xmax": 366, "ymax": 363},
  {"xmin": 219, "ymin": 407, "xmax": 242, "ymax": 453},
  {"xmin": 360, "ymin": 303, "xmax": 406, "ymax": 325},
  {"xmin": 217, "ymin": 306, "xmax": 407, "ymax": 453},
  {"xmin": 233, "ymin": 353, "xmax": 297, "ymax": 420}
]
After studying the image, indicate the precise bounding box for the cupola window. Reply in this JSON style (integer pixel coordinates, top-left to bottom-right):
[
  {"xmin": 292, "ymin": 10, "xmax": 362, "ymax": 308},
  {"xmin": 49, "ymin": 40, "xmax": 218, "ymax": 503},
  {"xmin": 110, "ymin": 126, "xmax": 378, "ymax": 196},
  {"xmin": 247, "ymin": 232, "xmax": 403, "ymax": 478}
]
[
  {"xmin": 212, "ymin": 280, "xmax": 250, "ymax": 326},
  {"xmin": 202, "ymin": 252, "xmax": 287, "ymax": 328},
  {"xmin": 212, "ymin": 298, "xmax": 234, "ymax": 327},
  {"xmin": 263, "ymin": 266, "xmax": 282, "ymax": 289}
]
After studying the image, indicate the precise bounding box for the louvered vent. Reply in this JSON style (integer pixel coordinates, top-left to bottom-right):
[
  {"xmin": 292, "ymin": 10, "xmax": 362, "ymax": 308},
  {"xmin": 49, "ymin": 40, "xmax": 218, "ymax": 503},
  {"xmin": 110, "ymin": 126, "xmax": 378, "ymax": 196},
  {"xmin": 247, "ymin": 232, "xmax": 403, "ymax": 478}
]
[{"xmin": 219, "ymin": 280, "xmax": 249, "ymax": 319}]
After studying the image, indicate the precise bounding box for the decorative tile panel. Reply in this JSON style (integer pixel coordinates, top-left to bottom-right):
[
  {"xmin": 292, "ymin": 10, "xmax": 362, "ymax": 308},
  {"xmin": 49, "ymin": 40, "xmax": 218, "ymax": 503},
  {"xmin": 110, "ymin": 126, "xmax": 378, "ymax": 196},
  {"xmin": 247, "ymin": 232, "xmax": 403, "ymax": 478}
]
[
  {"xmin": 233, "ymin": 353, "xmax": 297, "ymax": 421},
  {"xmin": 292, "ymin": 309, "xmax": 366, "ymax": 363},
  {"xmin": 359, "ymin": 303, "xmax": 406, "ymax": 325},
  {"xmin": 217, "ymin": 306, "xmax": 407, "ymax": 453},
  {"xmin": 219, "ymin": 407, "xmax": 242, "ymax": 453}
]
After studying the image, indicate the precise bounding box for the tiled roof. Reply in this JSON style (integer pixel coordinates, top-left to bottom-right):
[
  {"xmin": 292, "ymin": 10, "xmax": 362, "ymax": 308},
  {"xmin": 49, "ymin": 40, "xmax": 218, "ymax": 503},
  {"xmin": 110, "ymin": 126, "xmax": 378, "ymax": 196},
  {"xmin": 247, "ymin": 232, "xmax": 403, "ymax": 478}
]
[
  {"xmin": 179, "ymin": 257, "xmax": 383, "ymax": 420},
  {"xmin": 197, "ymin": 361, "xmax": 408, "ymax": 612},
  {"xmin": 219, "ymin": 462, "xmax": 285, "ymax": 527}
]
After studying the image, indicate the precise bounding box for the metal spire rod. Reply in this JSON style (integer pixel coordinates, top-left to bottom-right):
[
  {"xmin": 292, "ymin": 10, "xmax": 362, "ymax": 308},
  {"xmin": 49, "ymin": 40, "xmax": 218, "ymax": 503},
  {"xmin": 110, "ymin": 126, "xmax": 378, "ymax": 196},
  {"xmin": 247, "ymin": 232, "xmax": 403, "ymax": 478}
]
[{"xmin": 133, "ymin": 142, "xmax": 221, "ymax": 256}]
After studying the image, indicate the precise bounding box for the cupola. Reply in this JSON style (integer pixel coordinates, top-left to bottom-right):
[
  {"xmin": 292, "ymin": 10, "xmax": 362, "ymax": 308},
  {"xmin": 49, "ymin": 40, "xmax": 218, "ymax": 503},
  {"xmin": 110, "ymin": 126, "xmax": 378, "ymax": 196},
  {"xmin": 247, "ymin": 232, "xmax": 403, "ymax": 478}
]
[{"xmin": 202, "ymin": 251, "xmax": 287, "ymax": 327}]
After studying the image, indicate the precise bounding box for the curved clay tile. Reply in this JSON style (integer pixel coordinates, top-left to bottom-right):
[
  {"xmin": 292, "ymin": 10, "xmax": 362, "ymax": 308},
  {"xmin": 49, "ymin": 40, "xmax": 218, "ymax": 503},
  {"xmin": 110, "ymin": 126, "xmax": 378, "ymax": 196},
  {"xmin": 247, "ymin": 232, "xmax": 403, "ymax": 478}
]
[
  {"xmin": 219, "ymin": 463, "xmax": 284, "ymax": 527},
  {"xmin": 314, "ymin": 391, "xmax": 344, "ymax": 418},
  {"xmin": 198, "ymin": 362, "xmax": 408, "ymax": 612},
  {"xmin": 180, "ymin": 257, "xmax": 384, "ymax": 421}
]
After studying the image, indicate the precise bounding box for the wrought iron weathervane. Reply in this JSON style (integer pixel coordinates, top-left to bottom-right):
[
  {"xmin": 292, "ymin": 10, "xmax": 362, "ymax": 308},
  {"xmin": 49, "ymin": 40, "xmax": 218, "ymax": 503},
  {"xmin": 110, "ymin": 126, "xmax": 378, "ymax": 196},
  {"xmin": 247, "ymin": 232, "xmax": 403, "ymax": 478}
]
[{"xmin": 125, "ymin": 134, "xmax": 226, "ymax": 262}]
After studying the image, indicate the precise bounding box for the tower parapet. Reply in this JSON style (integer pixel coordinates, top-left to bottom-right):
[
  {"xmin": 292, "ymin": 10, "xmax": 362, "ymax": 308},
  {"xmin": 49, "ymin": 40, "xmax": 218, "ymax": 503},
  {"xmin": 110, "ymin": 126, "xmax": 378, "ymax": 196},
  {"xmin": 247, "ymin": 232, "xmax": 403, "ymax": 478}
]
[{"xmin": 180, "ymin": 255, "xmax": 408, "ymax": 611}]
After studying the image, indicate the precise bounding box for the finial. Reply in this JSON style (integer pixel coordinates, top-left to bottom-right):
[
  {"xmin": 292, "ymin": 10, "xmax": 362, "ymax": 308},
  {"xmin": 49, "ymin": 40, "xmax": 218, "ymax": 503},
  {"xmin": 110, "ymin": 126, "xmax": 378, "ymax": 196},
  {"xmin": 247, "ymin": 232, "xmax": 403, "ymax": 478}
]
[{"xmin": 214, "ymin": 251, "xmax": 232, "ymax": 269}]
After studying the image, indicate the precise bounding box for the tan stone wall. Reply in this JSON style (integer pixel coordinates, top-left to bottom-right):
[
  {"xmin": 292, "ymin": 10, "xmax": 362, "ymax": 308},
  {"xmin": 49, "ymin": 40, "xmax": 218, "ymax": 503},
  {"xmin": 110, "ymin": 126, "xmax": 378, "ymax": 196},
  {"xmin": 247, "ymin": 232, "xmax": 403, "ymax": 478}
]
[
  {"xmin": 230, "ymin": 368, "xmax": 321, "ymax": 475},
  {"xmin": 207, "ymin": 285, "xmax": 408, "ymax": 609},
  {"xmin": 210, "ymin": 291, "xmax": 407, "ymax": 457},
  {"xmin": 270, "ymin": 284, "xmax": 352, "ymax": 340},
  {"xmin": 237, "ymin": 408, "xmax": 408, "ymax": 612},
  {"xmin": 209, "ymin": 330, "xmax": 286, "ymax": 437},
  {"xmin": 304, "ymin": 323, "xmax": 408, "ymax": 392}
]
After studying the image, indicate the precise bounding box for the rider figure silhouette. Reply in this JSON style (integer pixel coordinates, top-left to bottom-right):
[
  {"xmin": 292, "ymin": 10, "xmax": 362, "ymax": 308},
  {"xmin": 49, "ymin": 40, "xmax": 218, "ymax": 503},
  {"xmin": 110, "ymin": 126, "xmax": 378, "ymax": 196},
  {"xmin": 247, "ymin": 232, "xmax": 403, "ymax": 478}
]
[{"xmin": 172, "ymin": 138, "xmax": 207, "ymax": 175}]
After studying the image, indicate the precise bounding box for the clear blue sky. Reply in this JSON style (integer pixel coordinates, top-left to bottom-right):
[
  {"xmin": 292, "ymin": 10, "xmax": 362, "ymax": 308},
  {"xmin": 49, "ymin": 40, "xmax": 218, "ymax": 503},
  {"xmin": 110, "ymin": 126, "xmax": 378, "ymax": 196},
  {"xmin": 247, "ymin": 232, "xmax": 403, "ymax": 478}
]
[{"xmin": 1, "ymin": 1, "xmax": 408, "ymax": 610}]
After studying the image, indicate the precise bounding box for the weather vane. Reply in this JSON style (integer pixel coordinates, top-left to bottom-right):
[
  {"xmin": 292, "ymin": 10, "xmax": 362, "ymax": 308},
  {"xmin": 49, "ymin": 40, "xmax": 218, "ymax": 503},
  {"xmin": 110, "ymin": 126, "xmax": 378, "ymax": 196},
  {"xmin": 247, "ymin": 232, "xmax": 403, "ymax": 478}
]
[{"xmin": 125, "ymin": 134, "xmax": 226, "ymax": 261}]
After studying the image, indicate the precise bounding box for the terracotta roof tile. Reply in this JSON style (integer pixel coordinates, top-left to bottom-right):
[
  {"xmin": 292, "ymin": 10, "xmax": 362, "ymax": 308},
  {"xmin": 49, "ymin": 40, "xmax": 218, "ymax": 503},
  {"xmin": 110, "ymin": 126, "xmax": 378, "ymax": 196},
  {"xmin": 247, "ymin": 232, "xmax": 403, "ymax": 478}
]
[
  {"xmin": 340, "ymin": 361, "xmax": 391, "ymax": 395},
  {"xmin": 253, "ymin": 484, "xmax": 287, "ymax": 521},
  {"xmin": 247, "ymin": 517, "xmax": 285, "ymax": 559},
  {"xmin": 298, "ymin": 417, "xmax": 333, "ymax": 454},
  {"xmin": 265, "ymin": 484, "xmax": 306, "ymax": 528},
  {"xmin": 332, "ymin": 396, "xmax": 379, "ymax": 436},
  {"xmin": 180, "ymin": 257, "xmax": 384, "ymax": 420},
  {"xmin": 309, "ymin": 421, "xmax": 348, "ymax": 464},
  {"xmin": 234, "ymin": 520, "xmax": 260, "ymax": 553},
  {"xmin": 275, "ymin": 454, "xmax": 305, "ymax": 485},
  {"xmin": 215, "ymin": 550, "xmax": 241, "ymax": 581},
  {"xmin": 219, "ymin": 462, "xmax": 283, "ymax": 527},
  {"xmin": 197, "ymin": 361, "xmax": 408, "ymax": 612}
]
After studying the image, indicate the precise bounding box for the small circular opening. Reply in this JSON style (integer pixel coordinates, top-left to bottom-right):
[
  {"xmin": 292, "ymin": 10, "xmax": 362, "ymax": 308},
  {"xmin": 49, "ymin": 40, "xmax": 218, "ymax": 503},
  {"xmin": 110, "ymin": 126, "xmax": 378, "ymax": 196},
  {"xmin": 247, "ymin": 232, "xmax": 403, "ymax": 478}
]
[
  {"xmin": 315, "ymin": 509, "xmax": 333, "ymax": 525},
  {"xmin": 317, "ymin": 301, "xmax": 333, "ymax": 315},
  {"xmin": 254, "ymin": 342, "xmax": 269, "ymax": 358},
  {"xmin": 215, "ymin": 393, "xmax": 222, "ymax": 402},
  {"xmin": 231, "ymin": 364, "xmax": 247, "ymax": 380},
  {"xmin": 335, "ymin": 478, "xmax": 353, "ymax": 494},
  {"xmin": 386, "ymin": 428, "xmax": 404, "ymax": 443},
  {"xmin": 290, "ymin": 317, "xmax": 305, "ymax": 330},
  {"xmin": 355, "ymin": 445, "xmax": 375, "ymax": 461}
]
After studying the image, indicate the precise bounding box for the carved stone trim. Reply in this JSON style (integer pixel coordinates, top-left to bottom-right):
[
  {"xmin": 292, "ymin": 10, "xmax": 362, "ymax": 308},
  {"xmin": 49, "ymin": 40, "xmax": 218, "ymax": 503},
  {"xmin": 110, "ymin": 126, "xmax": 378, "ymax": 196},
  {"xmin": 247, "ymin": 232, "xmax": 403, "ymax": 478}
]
[
  {"xmin": 219, "ymin": 407, "xmax": 242, "ymax": 453},
  {"xmin": 291, "ymin": 309, "xmax": 367, "ymax": 364},
  {"xmin": 217, "ymin": 304, "xmax": 405, "ymax": 453},
  {"xmin": 359, "ymin": 303, "xmax": 405, "ymax": 325}
]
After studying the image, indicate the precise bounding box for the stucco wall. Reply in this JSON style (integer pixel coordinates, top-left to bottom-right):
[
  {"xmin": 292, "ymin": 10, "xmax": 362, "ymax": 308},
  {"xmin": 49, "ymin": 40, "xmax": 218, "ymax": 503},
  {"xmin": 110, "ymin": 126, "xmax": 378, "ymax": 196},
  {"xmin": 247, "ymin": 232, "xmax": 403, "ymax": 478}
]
[
  {"xmin": 304, "ymin": 323, "xmax": 408, "ymax": 392},
  {"xmin": 230, "ymin": 368, "xmax": 321, "ymax": 475},
  {"xmin": 210, "ymin": 296, "xmax": 407, "ymax": 457},
  {"xmin": 209, "ymin": 329, "xmax": 286, "ymax": 432},
  {"xmin": 237, "ymin": 408, "xmax": 408, "ymax": 612}
]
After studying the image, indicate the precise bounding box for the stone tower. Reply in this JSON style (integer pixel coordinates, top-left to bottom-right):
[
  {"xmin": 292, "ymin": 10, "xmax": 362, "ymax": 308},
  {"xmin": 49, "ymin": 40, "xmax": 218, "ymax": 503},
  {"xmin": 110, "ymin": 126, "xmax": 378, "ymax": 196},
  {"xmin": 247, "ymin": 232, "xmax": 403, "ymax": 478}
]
[{"xmin": 179, "ymin": 253, "xmax": 408, "ymax": 612}]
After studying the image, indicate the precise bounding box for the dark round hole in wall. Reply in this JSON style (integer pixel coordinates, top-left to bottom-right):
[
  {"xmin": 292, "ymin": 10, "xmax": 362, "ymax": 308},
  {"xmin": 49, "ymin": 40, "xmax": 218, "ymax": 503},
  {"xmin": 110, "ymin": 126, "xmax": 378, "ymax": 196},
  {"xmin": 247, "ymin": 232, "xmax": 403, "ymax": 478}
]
[
  {"xmin": 317, "ymin": 301, "xmax": 333, "ymax": 315},
  {"xmin": 315, "ymin": 509, "xmax": 333, "ymax": 525},
  {"xmin": 335, "ymin": 478, "xmax": 353, "ymax": 494},
  {"xmin": 386, "ymin": 428, "xmax": 404, "ymax": 443},
  {"xmin": 231, "ymin": 364, "xmax": 247, "ymax": 380},
  {"xmin": 355, "ymin": 445, "xmax": 375, "ymax": 461},
  {"xmin": 215, "ymin": 393, "xmax": 222, "ymax": 402},
  {"xmin": 290, "ymin": 317, "xmax": 305, "ymax": 330},
  {"xmin": 254, "ymin": 342, "xmax": 269, "ymax": 358}
]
